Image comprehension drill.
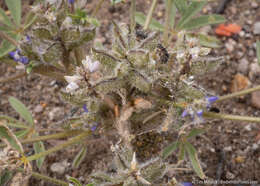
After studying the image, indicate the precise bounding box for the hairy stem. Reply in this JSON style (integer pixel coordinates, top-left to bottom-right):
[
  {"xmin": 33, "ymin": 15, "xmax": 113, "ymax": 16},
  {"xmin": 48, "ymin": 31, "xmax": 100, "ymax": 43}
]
[
  {"xmin": 0, "ymin": 71, "xmax": 27, "ymax": 84},
  {"xmin": 0, "ymin": 31, "xmax": 19, "ymax": 47},
  {"xmin": 130, "ymin": 0, "xmax": 136, "ymax": 35},
  {"xmin": 144, "ymin": 0, "xmax": 158, "ymax": 30},
  {"xmin": 217, "ymin": 85, "xmax": 260, "ymax": 102},
  {"xmin": 163, "ymin": 0, "xmax": 172, "ymax": 46},
  {"xmin": 17, "ymin": 168, "xmax": 68, "ymax": 186},
  {"xmin": 22, "ymin": 130, "xmax": 82, "ymax": 144},
  {"xmin": 27, "ymin": 131, "xmax": 90, "ymax": 161},
  {"xmin": 203, "ymin": 112, "xmax": 260, "ymax": 123}
]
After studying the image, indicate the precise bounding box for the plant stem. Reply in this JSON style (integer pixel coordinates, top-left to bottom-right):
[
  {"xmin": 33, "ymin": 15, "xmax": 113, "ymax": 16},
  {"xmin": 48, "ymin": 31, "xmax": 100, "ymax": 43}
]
[
  {"xmin": 17, "ymin": 168, "xmax": 68, "ymax": 186},
  {"xmin": 217, "ymin": 85, "xmax": 260, "ymax": 102},
  {"xmin": 130, "ymin": 0, "xmax": 136, "ymax": 35},
  {"xmin": 92, "ymin": 0, "xmax": 105, "ymax": 17},
  {"xmin": 203, "ymin": 112, "xmax": 260, "ymax": 123},
  {"xmin": 27, "ymin": 131, "xmax": 90, "ymax": 161},
  {"xmin": 144, "ymin": 0, "xmax": 158, "ymax": 30},
  {"xmin": 163, "ymin": 0, "xmax": 172, "ymax": 46},
  {"xmin": 21, "ymin": 130, "xmax": 82, "ymax": 144},
  {"xmin": 0, "ymin": 31, "xmax": 19, "ymax": 47},
  {"xmin": 0, "ymin": 71, "xmax": 27, "ymax": 84}
]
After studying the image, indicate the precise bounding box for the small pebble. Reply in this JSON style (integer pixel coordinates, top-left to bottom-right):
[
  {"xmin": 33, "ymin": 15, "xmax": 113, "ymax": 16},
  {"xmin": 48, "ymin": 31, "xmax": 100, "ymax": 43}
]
[
  {"xmin": 34, "ymin": 105, "xmax": 43, "ymax": 113},
  {"xmin": 237, "ymin": 58, "xmax": 249, "ymax": 74},
  {"xmin": 50, "ymin": 160, "xmax": 68, "ymax": 175},
  {"xmin": 244, "ymin": 124, "xmax": 252, "ymax": 131},
  {"xmin": 251, "ymin": 91, "xmax": 260, "ymax": 109}
]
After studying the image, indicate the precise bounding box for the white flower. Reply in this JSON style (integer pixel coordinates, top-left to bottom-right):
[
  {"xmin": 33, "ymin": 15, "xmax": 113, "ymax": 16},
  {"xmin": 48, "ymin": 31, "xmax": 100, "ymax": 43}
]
[
  {"xmin": 66, "ymin": 82, "xmax": 79, "ymax": 93},
  {"xmin": 82, "ymin": 56, "xmax": 100, "ymax": 73},
  {"xmin": 45, "ymin": 12, "xmax": 56, "ymax": 22}
]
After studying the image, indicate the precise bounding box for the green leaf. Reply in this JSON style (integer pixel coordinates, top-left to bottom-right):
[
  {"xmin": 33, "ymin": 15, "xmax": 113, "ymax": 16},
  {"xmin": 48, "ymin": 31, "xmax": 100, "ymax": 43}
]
[
  {"xmin": 85, "ymin": 184, "xmax": 94, "ymax": 186},
  {"xmin": 68, "ymin": 177, "xmax": 82, "ymax": 186},
  {"xmin": 162, "ymin": 141, "xmax": 179, "ymax": 159},
  {"xmin": 0, "ymin": 169, "xmax": 13, "ymax": 185},
  {"xmin": 135, "ymin": 12, "xmax": 164, "ymax": 31},
  {"xmin": 15, "ymin": 129, "xmax": 29, "ymax": 139},
  {"xmin": 9, "ymin": 97, "xmax": 34, "ymax": 126},
  {"xmin": 178, "ymin": 142, "xmax": 185, "ymax": 161},
  {"xmin": 0, "ymin": 123, "xmax": 23, "ymax": 153},
  {"xmin": 173, "ymin": 0, "xmax": 188, "ymax": 15},
  {"xmin": 0, "ymin": 39, "xmax": 16, "ymax": 58},
  {"xmin": 176, "ymin": 1, "xmax": 207, "ymax": 30},
  {"xmin": 33, "ymin": 138, "xmax": 45, "ymax": 169},
  {"xmin": 182, "ymin": 14, "xmax": 226, "ymax": 30},
  {"xmin": 5, "ymin": 0, "xmax": 21, "ymax": 25},
  {"xmin": 23, "ymin": 11, "xmax": 37, "ymax": 30},
  {"xmin": 187, "ymin": 128, "xmax": 205, "ymax": 139},
  {"xmin": 256, "ymin": 41, "xmax": 260, "ymax": 65},
  {"xmin": 72, "ymin": 147, "xmax": 87, "ymax": 168},
  {"xmin": 198, "ymin": 34, "xmax": 222, "ymax": 48},
  {"xmin": 0, "ymin": 8, "xmax": 14, "ymax": 28},
  {"xmin": 0, "ymin": 115, "xmax": 29, "ymax": 129},
  {"xmin": 169, "ymin": 2, "xmax": 177, "ymax": 28},
  {"xmin": 184, "ymin": 141, "xmax": 205, "ymax": 179}
]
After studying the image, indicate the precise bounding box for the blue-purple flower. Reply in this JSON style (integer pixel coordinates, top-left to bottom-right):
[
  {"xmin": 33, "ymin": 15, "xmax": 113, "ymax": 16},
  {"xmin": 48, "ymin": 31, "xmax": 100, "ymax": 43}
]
[
  {"xmin": 83, "ymin": 104, "xmax": 88, "ymax": 113},
  {"xmin": 9, "ymin": 50, "xmax": 29, "ymax": 65},
  {"xmin": 205, "ymin": 96, "xmax": 218, "ymax": 108},
  {"xmin": 68, "ymin": 0, "xmax": 74, "ymax": 4},
  {"xmin": 181, "ymin": 182, "xmax": 192, "ymax": 186}
]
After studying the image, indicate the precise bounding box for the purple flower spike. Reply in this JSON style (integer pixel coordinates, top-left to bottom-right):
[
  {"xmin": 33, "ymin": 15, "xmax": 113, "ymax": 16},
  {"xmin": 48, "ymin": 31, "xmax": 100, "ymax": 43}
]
[
  {"xmin": 19, "ymin": 56, "xmax": 29, "ymax": 64},
  {"xmin": 83, "ymin": 104, "xmax": 88, "ymax": 113},
  {"xmin": 197, "ymin": 109, "xmax": 203, "ymax": 117},
  {"xmin": 26, "ymin": 35, "xmax": 31, "ymax": 43},
  {"xmin": 68, "ymin": 0, "xmax": 74, "ymax": 4},
  {"xmin": 181, "ymin": 109, "xmax": 188, "ymax": 117},
  {"xmin": 181, "ymin": 182, "xmax": 192, "ymax": 186},
  {"xmin": 206, "ymin": 96, "xmax": 218, "ymax": 108}
]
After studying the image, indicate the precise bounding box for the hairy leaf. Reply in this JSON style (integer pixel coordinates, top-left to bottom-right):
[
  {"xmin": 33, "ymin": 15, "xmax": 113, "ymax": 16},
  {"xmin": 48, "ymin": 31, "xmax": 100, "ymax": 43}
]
[
  {"xmin": 0, "ymin": 8, "xmax": 14, "ymax": 28},
  {"xmin": 33, "ymin": 136, "xmax": 45, "ymax": 169},
  {"xmin": 162, "ymin": 141, "xmax": 180, "ymax": 159},
  {"xmin": 184, "ymin": 141, "xmax": 205, "ymax": 179},
  {"xmin": 176, "ymin": 1, "xmax": 207, "ymax": 30},
  {"xmin": 72, "ymin": 147, "xmax": 87, "ymax": 168},
  {"xmin": 9, "ymin": 97, "xmax": 34, "ymax": 126},
  {"xmin": 135, "ymin": 12, "xmax": 164, "ymax": 31},
  {"xmin": 5, "ymin": 0, "xmax": 21, "ymax": 25},
  {"xmin": 182, "ymin": 15, "xmax": 226, "ymax": 30}
]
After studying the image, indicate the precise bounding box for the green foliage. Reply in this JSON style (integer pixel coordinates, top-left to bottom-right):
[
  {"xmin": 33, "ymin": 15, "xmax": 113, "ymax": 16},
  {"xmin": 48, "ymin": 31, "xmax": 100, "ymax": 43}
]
[
  {"xmin": 0, "ymin": 169, "xmax": 13, "ymax": 186},
  {"xmin": 5, "ymin": 0, "xmax": 21, "ymax": 25},
  {"xmin": 9, "ymin": 97, "xmax": 34, "ymax": 126},
  {"xmin": 33, "ymin": 136, "xmax": 45, "ymax": 169},
  {"xmin": 72, "ymin": 147, "xmax": 87, "ymax": 168},
  {"xmin": 0, "ymin": 124, "xmax": 24, "ymax": 153},
  {"xmin": 135, "ymin": 12, "xmax": 164, "ymax": 31}
]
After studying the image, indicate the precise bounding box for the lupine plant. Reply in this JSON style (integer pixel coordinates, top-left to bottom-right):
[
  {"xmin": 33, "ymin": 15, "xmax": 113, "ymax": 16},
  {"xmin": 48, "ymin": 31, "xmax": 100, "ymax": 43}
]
[{"xmin": 1, "ymin": 0, "xmax": 260, "ymax": 185}]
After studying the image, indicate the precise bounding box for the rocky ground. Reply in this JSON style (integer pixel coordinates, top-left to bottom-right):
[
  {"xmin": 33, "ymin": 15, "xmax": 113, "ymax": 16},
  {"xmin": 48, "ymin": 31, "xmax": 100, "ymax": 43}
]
[{"xmin": 0, "ymin": 0, "xmax": 260, "ymax": 185}]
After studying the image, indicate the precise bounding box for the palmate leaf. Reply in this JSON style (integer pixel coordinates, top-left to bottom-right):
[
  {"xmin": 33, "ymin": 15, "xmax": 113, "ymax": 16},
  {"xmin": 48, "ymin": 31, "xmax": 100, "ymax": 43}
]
[
  {"xmin": 135, "ymin": 12, "xmax": 164, "ymax": 32},
  {"xmin": 176, "ymin": 1, "xmax": 207, "ymax": 30},
  {"xmin": 0, "ymin": 123, "xmax": 23, "ymax": 153},
  {"xmin": 0, "ymin": 115, "xmax": 29, "ymax": 129},
  {"xmin": 4, "ymin": 0, "xmax": 21, "ymax": 26},
  {"xmin": 184, "ymin": 141, "xmax": 205, "ymax": 179},
  {"xmin": 182, "ymin": 14, "xmax": 226, "ymax": 30},
  {"xmin": 9, "ymin": 97, "xmax": 34, "ymax": 126}
]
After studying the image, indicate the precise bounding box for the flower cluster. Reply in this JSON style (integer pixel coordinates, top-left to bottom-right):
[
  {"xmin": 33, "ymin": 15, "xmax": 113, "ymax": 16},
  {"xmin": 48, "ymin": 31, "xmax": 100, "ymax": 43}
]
[
  {"xmin": 181, "ymin": 96, "xmax": 218, "ymax": 124},
  {"xmin": 9, "ymin": 50, "xmax": 29, "ymax": 65},
  {"xmin": 64, "ymin": 55, "xmax": 100, "ymax": 93}
]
